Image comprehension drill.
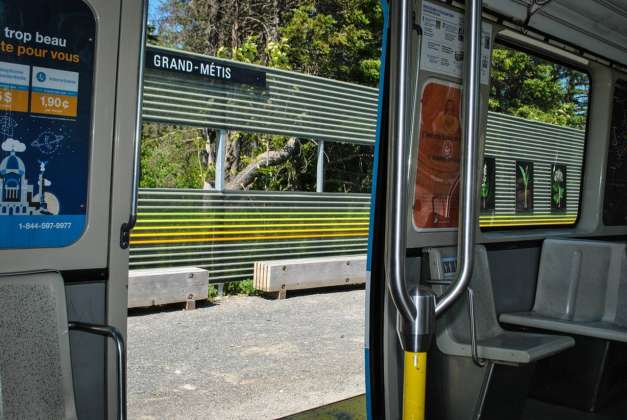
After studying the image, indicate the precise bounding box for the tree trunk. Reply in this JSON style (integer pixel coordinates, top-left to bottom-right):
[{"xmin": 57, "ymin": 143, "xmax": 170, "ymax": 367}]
[
  {"xmin": 270, "ymin": 0, "xmax": 279, "ymax": 42},
  {"xmin": 226, "ymin": 137, "xmax": 299, "ymax": 190},
  {"xmin": 202, "ymin": 128, "xmax": 216, "ymax": 166},
  {"xmin": 225, "ymin": 132, "xmax": 241, "ymax": 177}
]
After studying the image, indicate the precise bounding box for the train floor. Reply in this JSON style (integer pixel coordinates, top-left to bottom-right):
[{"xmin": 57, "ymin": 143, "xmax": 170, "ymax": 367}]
[
  {"xmin": 522, "ymin": 398, "xmax": 627, "ymax": 420},
  {"xmin": 279, "ymin": 395, "xmax": 627, "ymax": 419},
  {"xmin": 280, "ymin": 395, "xmax": 366, "ymax": 419}
]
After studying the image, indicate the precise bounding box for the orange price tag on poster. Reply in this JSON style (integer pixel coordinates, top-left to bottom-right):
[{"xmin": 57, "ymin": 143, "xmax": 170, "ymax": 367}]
[
  {"xmin": 30, "ymin": 66, "xmax": 79, "ymax": 118},
  {"xmin": 0, "ymin": 61, "xmax": 30, "ymax": 113},
  {"xmin": 30, "ymin": 92, "xmax": 78, "ymax": 117},
  {"xmin": 413, "ymin": 81, "xmax": 462, "ymax": 229}
]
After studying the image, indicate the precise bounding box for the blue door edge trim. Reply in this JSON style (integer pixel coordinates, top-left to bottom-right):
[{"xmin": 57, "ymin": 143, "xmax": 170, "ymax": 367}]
[
  {"xmin": 365, "ymin": 2, "xmax": 389, "ymax": 420},
  {"xmin": 366, "ymin": 1, "xmax": 389, "ymax": 273},
  {"xmin": 365, "ymin": 347, "xmax": 373, "ymax": 420}
]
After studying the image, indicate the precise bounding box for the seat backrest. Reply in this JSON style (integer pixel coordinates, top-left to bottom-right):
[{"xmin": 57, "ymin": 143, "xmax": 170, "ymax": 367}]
[
  {"xmin": 435, "ymin": 245, "xmax": 503, "ymax": 344},
  {"xmin": 0, "ymin": 272, "xmax": 77, "ymax": 420},
  {"xmin": 534, "ymin": 239, "xmax": 625, "ymax": 322}
]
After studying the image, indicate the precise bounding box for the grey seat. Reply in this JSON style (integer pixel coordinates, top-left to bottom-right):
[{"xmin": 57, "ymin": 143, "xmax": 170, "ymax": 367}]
[
  {"xmin": 500, "ymin": 239, "xmax": 627, "ymax": 342},
  {"xmin": 0, "ymin": 272, "xmax": 77, "ymax": 420},
  {"xmin": 434, "ymin": 245, "xmax": 574, "ymax": 364},
  {"xmin": 0, "ymin": 272, "xmax": 125, "ymax": 420}
]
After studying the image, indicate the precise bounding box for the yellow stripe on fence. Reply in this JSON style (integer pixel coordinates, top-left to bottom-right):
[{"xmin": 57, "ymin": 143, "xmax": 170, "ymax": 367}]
[
  {"xmin": 130, "ymin": 227, "xmax": 370, "ymax": 238},
  {"xmin": 136, "ymin": 216, "xmax": 370, "ymax": 223},
  {"xmin": 138, "ymin": 211, "xmax": 370, "ymax": 217},
  {"xmin": 480, "ymin": 215, "xmax": 576, "ymax": 227},
  {"xmin": 132, "ymin": 222, "xmax": 371, "ymax": 230},
  {"xmin": 129, "ymin": 231, "xmax": 369, "ymax": 245}
]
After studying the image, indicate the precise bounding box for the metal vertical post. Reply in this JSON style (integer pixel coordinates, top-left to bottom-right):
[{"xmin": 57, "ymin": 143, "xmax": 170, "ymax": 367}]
[
  {"xmin": 215, "ymin": 129, "xmax": 227, "ymax": 191},
  {"xmin": 316, "ymin": 140, "xmax": 325, "ymax": 193}
]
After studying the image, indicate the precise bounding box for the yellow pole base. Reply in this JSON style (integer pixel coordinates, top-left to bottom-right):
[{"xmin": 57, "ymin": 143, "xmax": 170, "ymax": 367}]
[{"xmin": 402, "ymin": 351, "xmax": 427, "ymax": 420}]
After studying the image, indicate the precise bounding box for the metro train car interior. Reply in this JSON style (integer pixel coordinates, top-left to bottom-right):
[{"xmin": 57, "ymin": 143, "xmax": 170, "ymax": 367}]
[{"xmin": 1, "ymin": 0, "xmax": 627, "ymax": 419}]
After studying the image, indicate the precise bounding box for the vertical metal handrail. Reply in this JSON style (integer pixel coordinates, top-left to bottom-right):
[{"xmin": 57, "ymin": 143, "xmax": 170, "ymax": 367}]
[
  {"xmin": 69, "ymin": 322, "xmax": 127, "ymax": 420},
  {"xmin": 435, "ymin": 0, "xmax": 483, "ymax": 317},
  {"xmin": 120, "ymin": 0, "xmax": 148, "ymax": 249},
  {"xmin": 467, "ymin": 288, "xmax": 486, "ymax": 367},
  {"xmin": 385, "ymin": 0, "xmax": 416, "ymax": 323}
]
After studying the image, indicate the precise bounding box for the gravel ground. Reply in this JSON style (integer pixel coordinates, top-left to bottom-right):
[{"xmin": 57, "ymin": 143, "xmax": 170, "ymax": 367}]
[{"xmin": 127, "ymin": 288, "xmax": 365, "ymax": 420}]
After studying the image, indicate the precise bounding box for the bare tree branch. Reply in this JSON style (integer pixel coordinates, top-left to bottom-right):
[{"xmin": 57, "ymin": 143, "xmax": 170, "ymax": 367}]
[{"xmin": 226, "ymin": 137, "xmax": 299, "ymax": 190}]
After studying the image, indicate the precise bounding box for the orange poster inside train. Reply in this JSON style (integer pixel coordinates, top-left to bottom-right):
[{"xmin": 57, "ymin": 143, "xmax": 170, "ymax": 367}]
[{"xmin": 413, "ymin": 82, "xmax": 462, "ymax": 229}]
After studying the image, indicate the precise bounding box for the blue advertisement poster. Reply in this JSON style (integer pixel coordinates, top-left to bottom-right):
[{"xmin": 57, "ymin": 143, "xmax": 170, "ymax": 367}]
[{"xmin": 0, "ymin": 0, "xmax": 95, "ymax": 248}]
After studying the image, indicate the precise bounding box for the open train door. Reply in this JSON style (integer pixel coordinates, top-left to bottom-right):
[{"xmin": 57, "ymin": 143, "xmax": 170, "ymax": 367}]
[
  {"xmin": 0, "ymin": 0, "xmax": 145, "ymax": 419},
  {"xmin": 366, "ymin": 0, "xmax": 492, "ymax": 418},
  {"xmin": 367, "ymin": 1, "xmax": 627, "ymax": 419}
]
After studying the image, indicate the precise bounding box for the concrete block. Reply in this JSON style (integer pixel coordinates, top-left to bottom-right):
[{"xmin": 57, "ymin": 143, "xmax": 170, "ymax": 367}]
[
  {"xmin": 128, "ymin": 267, "xmax": 208, "ymax": 308},
  {"xmin": 253, "ymin": 255, "xmax": 366, "ymax": 297}
]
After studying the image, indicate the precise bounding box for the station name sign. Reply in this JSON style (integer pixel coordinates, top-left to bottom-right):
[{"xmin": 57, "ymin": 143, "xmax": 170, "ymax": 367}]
[{"xmin": 146, "ymin": 47, "xmax": 267, "ymax": 88}]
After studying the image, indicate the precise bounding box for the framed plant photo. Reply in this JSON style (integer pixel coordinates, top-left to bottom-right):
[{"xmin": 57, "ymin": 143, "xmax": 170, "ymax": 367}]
[
  {"xmin": 516, "ymin": 160, "xmax": 534, "ymax": 212},
  {"xmin": 480, "ymin": 157, "xmax": 496, "ymax": 212},
  {"xmin": 551, "ymin": 164, "xmax": 567, "ymax": 211}
]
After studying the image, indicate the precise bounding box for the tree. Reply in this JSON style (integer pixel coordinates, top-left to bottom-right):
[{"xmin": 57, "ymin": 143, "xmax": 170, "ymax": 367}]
[
  {"xmin": 141, "ymin": 0, "xmax": 383, "ymax": 192},
  {"xmin": 280, "ymin": 0, "xmax": 383, "ymax": 85},
  {"xmin": 489, "ymin": 44, "xmax": 589, "ymax": 129}
]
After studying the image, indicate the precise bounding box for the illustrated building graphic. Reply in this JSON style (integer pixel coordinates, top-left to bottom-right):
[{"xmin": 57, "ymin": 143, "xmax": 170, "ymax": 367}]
[{"xmin": 0, "ymin": 138, "xmax": 52, "ymax": 216}]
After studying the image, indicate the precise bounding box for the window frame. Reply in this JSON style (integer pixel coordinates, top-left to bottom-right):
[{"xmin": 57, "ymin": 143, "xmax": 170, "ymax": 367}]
[
  {"xmin": 480, "ymin": 37, "xmax": 593, "ymax": 231},
  {"xmin": 602, "ymin": 79, "xmax": 627, "ymax": 226}
]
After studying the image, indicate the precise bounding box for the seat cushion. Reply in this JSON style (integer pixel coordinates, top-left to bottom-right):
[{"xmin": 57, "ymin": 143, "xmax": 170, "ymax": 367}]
[
  {"xmin": 477, "ymin": 331, "xmax": 574, "ymax": 364},
  {"xmin": 500, "ymin": 312, "xmax": 627, "ymax": 343},
  {"xmin": 436, "ymin": 325, "xmax": 575, "ymax": 364}
]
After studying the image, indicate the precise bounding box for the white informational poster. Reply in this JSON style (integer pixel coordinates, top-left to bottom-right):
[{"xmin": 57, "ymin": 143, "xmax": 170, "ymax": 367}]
[{"xmin": 420, "ymin": 1, "xmax": 493, "ymax": 84}]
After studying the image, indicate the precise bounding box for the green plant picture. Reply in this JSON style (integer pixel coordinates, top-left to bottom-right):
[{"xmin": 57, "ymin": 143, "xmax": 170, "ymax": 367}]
[
  {"xmin": 551, "ymin": 164, "xmax": 567, "ymax": 211},
  {"xmin": 481, "ymin": 157, "xmax": 495, "ymax": 211},
  {"xmin": 516, "ymin": 161, "xmax": 534, "ymax": 211}
]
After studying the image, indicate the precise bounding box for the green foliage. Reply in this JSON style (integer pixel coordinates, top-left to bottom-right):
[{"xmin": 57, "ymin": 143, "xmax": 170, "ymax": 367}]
[
  {"xmin": 223, "ymin": 279, "xmax": 258, "ymax": 296},
  {"xmin": 490, "ymin": 44, "xmax": 589, "ymax": 129},
  {"xmin": 140, "ymin": 123, "xmax": 208, "ymax": 188},
  {"xmin": 249, "ymin": 137, "xmax": 317, "ymax": 191},
  {"xmin": 143, "ymin": 0, "xmax": 382, "ymax": 191},
  {"xmin": 217, "ymin": 35, "xmax": 260, "ymax": 64},
  {"xmin": 324, "ymin": 142, "xmax": 373, "ymax": 193},
  {"xmin": 207, "ymin": 281, "xmax": 258, "ymax": 302},
  {"xmin": 145, "ymin": 4, "xmax": 591, "ymax": 192},
  {"xmin": 280, "ymin": 0, "xmax": 383, "ymax": 85},
  {"xmin": 207, "ymin": 284, "xmax": 219, "ymax": 301}
]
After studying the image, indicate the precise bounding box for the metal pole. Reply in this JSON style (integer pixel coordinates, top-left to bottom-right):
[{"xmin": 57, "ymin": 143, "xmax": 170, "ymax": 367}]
[
  {"xmin": 316, "ymin": 140, "xmax": 325, "ymax": 192},
  {"xmin": 385, "ymin": 0, "xmax": 417, "ymax": 325},
  {"xmin": 215, "ymin": 129, "xmax": 227, "ymax": 191},
  {"xmin": 435, "ymin": 0, "xmax": 482, "ymax": 317}
]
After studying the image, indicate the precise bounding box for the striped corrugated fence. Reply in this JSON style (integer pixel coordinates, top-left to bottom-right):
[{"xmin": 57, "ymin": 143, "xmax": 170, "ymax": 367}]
[
  {"xmin": 129, "ymin": 189, "xmax": 371, "ymax": 283},
  {"xmin": 142, "ymin": 46, "xmax": 379, "ymax": 145},
  {"xmin": 141, "ymin": 46, "xmax": 586, "ymax": 228},
  {"xmin": 481, "ymin": 112, "xmax": 585, "ymax": 227}
]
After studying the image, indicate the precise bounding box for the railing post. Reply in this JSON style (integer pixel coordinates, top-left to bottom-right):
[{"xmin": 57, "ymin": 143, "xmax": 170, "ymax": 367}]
[
  {"xmin": 316, "ymin": 140, "xmax": 325, "ymax": 193},
  {"xmin": 215, "ymin": 129, "xmax": 227, "ymax": 191}
]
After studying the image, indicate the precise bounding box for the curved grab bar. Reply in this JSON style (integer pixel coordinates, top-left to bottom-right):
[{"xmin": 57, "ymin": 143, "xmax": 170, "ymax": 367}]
[
  {"xmin": 385, "ymin": 0, "xmax": 416, "ymax": 323},
  {"xmin": 467, "ymin": 288, "xmax": 487, "ymax": 367},
  {"xmin": 435, "ymin": 0, "xmax": 482, "ymax": 317},
  {"xmin": 69, "ymin": 322, "xmax": 127, "ymax": 420}
]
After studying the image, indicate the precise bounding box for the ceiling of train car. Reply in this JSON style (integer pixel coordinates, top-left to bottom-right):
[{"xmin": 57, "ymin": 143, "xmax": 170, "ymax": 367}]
[{"xmin": 482, "ymin": 0, "xmax": 627, "ymax": 67}]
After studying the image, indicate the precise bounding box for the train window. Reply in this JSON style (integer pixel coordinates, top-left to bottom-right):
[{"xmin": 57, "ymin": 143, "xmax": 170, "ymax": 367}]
[
  {"xmin": 480, "ymin": 43, "xmax": 590, "ymax": 228},
  {"xmin": 603, "ymin": 80, "xmax": 627, "ymax": 226}
]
